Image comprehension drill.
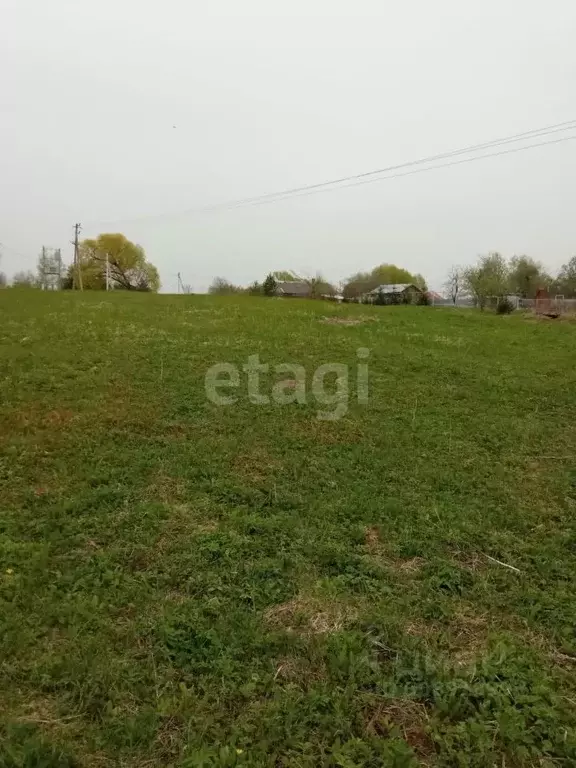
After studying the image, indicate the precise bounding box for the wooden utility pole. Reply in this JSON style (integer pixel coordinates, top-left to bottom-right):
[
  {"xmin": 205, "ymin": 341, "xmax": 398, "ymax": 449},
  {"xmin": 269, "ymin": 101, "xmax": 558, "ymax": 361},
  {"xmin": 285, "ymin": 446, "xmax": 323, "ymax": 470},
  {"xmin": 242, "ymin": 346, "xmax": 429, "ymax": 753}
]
[
  {"xmin": 40, "ymin": 246, "xmax": 46, "ymax": 290},
  {"xmin": 72, "ymin": 223, "xmax": 83, "ymax": 291}
]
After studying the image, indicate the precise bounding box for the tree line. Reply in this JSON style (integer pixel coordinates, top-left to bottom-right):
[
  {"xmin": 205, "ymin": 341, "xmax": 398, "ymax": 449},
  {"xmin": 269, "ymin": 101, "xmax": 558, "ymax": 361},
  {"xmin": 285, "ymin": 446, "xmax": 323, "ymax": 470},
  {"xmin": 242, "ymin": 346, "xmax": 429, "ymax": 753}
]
[
  {"xmin": 208, "ymin": 271, "xmax": 338, "ymax": 297},
  {"xmin": 0, "ymin": 234, "xmax": 160, "ymax": 292},
  {"xmin": 444, "ymin": 253, "xmax": 576, "ymax": 309},
  {"xmin": 209, "ymin": 264, "xmax": 427, "ymax": 298}
]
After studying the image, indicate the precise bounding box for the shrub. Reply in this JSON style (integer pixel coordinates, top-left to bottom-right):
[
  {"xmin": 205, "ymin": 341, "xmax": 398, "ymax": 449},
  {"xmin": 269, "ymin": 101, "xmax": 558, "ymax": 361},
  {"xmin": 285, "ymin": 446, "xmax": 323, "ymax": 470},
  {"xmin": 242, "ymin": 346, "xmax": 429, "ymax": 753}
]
[
  {"xmin": 496, "ymin": 297, "xmax": 515, "ymax": 314},
  {"xmin": 263, "ymin": 273, "xmax": 277, "ymax": 296}
]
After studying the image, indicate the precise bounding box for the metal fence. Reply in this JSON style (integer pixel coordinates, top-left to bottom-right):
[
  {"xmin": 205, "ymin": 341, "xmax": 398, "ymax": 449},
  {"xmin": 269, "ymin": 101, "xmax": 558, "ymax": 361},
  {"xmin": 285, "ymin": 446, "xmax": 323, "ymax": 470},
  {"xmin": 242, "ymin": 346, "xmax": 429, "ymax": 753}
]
[
  {"xmin": 518, "ymin": 297, "xmax": 576, "ymax": 313},
  {"xmin": 430, "ymin": 297, "xmax": 476, "ymax": 308},
  {"xmin": 431, "ymin": 296, "xmax": 576, "ymax": 312}
]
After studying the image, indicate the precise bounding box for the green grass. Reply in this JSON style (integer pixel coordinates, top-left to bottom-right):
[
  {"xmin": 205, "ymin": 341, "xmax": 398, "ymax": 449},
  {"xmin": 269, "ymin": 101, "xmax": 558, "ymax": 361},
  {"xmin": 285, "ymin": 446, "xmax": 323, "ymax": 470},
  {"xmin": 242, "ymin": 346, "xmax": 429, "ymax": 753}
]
[{"xmin": 1, "ymin": 291, "xmax": 576, "ymax": 767}]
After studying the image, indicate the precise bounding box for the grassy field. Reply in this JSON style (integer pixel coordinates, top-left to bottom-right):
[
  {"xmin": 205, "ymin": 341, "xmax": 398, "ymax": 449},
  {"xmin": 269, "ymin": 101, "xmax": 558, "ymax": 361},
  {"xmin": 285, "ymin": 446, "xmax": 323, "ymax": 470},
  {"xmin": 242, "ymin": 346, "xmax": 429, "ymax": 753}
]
[{"xmin": 1, "ymin": 291, "xmax": 576, "ymax": 767}]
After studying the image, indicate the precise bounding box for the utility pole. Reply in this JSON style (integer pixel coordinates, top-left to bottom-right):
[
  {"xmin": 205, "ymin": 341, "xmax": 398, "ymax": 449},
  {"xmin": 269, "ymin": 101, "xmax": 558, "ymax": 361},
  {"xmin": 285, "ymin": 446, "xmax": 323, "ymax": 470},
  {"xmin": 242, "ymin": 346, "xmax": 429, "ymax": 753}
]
[
  {"xmin": 177, "ymin": 272, "xmax": 191, "ymax": 294},
  {"xmin": 56, "ymin": 248, "xmax": 62, "ymax": 289},
  {"xmin": 72, "ymin": 223, "xmax": 83, "ymax": 291},
  {"xmin": 40, "ymin": 246, "xmax": 46, "ymax": 290}
]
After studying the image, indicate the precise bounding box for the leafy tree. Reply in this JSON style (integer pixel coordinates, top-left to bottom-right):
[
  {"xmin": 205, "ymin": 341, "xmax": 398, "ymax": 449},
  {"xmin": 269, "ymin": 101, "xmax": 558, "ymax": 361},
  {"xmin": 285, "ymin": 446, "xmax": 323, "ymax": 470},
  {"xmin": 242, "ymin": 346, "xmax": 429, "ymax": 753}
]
[
  {"xmin": 554, "ymin": 256, "xmax": 576, "ymax": 297},
  {"xmin": 342, "ymin": 271, "xmax": 372, "ymax": 299},
  {"xmin": 413, "ymin": 273, "xmax": 428, "ymax": 291},
  {"xmin": 208, "ymin": 277, "xmax": 243, "ymax": 295},
  {"xmin": 305, "ymin": 273, "xmax": 336, "ymax": 299},
  {"xmin": 508, "ymin": 256, "xmax": 550, "ymax": 298},
  {"xmin": 73, "ymin": 234, "xmax": 160, "ymax": 291},
  {"xmin": 262, "ymin": 273, "xmax": 277, "ymax": 296},
  {"xmin": 12, "ymin": 270, "xmax": 37, "ymax": 287},
  {"xmin": 343, "ymin": 263, "xmax": 427, "ymax": 298},
  {"xmin": 444, "ymin": 266, "xmax": 463, "ymax": 305},
  {"xmin": 463, "ymin": 253, "xmax": 508, "ymax": 310}
]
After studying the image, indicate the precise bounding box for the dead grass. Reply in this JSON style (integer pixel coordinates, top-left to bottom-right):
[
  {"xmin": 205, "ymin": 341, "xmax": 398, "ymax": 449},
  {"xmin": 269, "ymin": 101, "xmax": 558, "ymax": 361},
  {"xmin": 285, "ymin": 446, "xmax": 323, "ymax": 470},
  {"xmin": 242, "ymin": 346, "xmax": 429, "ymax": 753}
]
[
  {"xmin": 450, "ymin": 550, "xmax": 489, "ymax": 573},
  {"xmin": 320, "ymin": 316, "xmax": 366, "ymax": 326},
  {"xmin": 157, "ymin": 505, "xmax": 219, "ymax": 545},
  {"xmin": 363, "ymin": 698, "xmax": 434, "ymax": 763},
  {"xmin": 364, "ymin": 527, "xmax": 426, "ymax": 574},
  {"xmin": 265, "ymin": 594, "xmax": 358, "ymax": 635},
  {"xmin": 232, "ymin": 446, "xmax": 283, "ymax": 483},
  {"xmin": 449, "ymin": 609, "xmax": 491, "ymax": 666},
  {"xmin": 404, "ymin": 606, "xmax": 491, "ymax": 668},
  {"xmin": 291, "ymin": 419, "xmax": 365, "ymax": 444},
  {"xmin": 144, "ymin": 472, "xmax": 188, "ymax": 505},
  {"xmin": 272, "ymin": 655, "xmax": 327, "ymax": 687}
]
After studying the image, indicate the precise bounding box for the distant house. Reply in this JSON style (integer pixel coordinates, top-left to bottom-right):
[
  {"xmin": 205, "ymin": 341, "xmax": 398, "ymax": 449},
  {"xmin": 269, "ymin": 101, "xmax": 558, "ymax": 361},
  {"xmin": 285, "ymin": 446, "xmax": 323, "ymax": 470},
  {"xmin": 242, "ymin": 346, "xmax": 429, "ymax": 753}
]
[
  {"xmin": 364, "ymin": 283, "xmax": 423, "ymax": 303},
  {"xmin": 425, "ymin": 291, "xmax": 444, "ymax": 303},
  {"xmin": 275, "ymin": 281, "xmax": 311, "ymax": 298}
]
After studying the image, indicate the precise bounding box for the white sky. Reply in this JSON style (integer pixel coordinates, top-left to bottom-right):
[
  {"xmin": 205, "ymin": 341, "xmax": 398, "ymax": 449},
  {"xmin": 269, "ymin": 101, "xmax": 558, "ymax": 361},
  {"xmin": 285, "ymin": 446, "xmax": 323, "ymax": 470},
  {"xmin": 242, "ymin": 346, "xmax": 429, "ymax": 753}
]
[{"xmin": 1, "ymin": 0, "xmax": 575, "ymax": 292}]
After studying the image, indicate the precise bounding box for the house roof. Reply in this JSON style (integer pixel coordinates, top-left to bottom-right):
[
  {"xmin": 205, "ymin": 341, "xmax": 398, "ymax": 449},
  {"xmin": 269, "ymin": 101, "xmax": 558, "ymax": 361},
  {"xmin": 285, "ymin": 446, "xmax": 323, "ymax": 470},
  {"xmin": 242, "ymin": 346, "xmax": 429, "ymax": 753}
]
[
  {"xmin": 368, "ymin": 283, "xmax": 419, "ymax": 295},
  {"xmin": 276, "ymin": 281, "xmax": 310, "ymax": 296}
]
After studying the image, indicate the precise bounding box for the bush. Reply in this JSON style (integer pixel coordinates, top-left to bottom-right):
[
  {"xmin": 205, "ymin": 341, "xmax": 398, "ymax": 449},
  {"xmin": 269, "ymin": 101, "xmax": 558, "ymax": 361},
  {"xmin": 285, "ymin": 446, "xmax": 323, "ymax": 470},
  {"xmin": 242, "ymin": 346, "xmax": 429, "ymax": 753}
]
[
  {"xmin": 262, "ymin": 274, "xmax": 277, "ymax": 296},
  {"xmin": 496, "ymin": 297, "xmax": 515, "ymax": 314}
]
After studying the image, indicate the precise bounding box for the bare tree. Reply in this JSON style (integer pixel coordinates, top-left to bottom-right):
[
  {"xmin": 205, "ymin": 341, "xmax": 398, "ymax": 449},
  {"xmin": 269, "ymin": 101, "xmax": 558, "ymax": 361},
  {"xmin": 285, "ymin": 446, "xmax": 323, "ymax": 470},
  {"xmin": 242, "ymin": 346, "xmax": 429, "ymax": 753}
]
[
  {"xmin": 208, "ymin": 276, "xmax": 243, "ymax": 294},
  {"xmin": 304, "ymin": 273, "xmax": 336, "ymax": 299},
  {"xmin": 444, "ymin": 266, "xmax": 463, "ymax": 305},
  {"xmin": 12, "ymin": 270, "xmax": 37, "ymax": 287}
]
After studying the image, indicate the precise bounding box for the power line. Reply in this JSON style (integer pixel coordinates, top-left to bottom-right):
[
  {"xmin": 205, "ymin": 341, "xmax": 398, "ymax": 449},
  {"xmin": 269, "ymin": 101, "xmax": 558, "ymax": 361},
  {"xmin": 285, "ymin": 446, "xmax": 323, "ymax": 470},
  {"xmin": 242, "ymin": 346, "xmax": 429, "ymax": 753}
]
[
  {"xmin": 241, "ymin": 133, "xmax": 576, "ymax": 207},
  {"xmin": 0, "ymin": 242, "xmax": 35, "ymax": 262},
  {"xmin": 86, "ymin": 118, "xmax": 576, "ymax": 226},
  {"xmin": 200, "ymin": 120, "xmax": 576, "ymax": 212}
]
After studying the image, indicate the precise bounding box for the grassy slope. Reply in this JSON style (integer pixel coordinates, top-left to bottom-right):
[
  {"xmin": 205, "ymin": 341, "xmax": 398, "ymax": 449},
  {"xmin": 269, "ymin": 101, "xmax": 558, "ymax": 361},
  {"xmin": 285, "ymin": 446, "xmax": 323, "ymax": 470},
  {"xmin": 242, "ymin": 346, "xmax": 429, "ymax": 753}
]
[{"xmin": 1, "ymin": 291, "xmax": 576, "ymax": 767}]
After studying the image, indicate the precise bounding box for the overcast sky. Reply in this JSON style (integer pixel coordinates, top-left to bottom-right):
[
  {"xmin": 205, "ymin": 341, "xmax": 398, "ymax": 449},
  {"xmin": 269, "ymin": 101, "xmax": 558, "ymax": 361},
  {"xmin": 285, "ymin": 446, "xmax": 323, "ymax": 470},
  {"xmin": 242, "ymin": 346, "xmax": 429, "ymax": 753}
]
[{"xmin": 1, "ymin": 0, "xmax": 575, "ymax": 292}]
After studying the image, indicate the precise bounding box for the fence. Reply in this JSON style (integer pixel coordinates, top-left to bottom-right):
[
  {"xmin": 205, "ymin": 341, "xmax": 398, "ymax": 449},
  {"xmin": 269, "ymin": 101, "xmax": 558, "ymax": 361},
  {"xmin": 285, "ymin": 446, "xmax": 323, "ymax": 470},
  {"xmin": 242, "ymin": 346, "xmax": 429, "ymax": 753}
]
[
  {"xmin": 430, "ymin": 297, "xmax": 476, "ymax": 308},
  {"xmin": 518, "ymin": 297, "xmax": 576, "ymax": 313},
  {"xmin": 431, "ymin": 296, "xmax": 576, "ymax": 312}
]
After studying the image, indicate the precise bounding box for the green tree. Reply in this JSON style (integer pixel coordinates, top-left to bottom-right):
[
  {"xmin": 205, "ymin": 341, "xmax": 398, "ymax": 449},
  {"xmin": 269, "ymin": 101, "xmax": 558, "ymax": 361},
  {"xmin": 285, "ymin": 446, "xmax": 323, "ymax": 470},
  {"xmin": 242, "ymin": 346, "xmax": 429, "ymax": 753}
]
[
  {"xmin": 343, "ymin": 263, "xmax": 428, "ymax": 298},
  {"xmin": 463, "ymin": 253, "xmax": 508, "ymax": 310},
  {"xmin": 75, "ymin": 234, "xmax": 160, "ymax": 291},
  {"xmin": 413, "ymin": 273, "xmax": 428, "ymax": 290},
  {"xmin": 508, "ymin": 256, "xmax": 550, "ymax": 298},
  {"xmin": 263, "ymin": 273, "xmax": 278, "ymax": 296},
  {"xmin": 342, "ymin": 270, "xmax": 372, "ymax": 299},
  {"xmin": 554, "ymin": 256, "xmax": 576, "ymax": 297}
]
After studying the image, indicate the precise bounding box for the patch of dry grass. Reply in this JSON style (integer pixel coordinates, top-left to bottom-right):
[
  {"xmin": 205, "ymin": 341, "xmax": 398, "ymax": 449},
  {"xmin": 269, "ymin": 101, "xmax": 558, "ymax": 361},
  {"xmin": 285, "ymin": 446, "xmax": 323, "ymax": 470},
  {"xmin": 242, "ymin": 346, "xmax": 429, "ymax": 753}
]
[
  {"xmin": 265, "ymin": 594, "xmax": 358, "ymax": 636},
  {"xmin": 363, "ymin": 697, "xmax": 434, "ymax": 763}
]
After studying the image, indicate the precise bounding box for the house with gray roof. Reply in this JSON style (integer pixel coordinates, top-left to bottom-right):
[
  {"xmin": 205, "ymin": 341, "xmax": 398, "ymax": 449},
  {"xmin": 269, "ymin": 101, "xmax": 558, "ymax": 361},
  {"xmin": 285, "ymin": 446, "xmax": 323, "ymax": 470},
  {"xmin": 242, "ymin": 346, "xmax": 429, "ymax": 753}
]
[
  {"xmin": 363, "ymin": 283, "xmax": 423, "ymax": 304},
  {"xmin": 275, "ymin": 281, "xmax": 311, "ymax": 298}
]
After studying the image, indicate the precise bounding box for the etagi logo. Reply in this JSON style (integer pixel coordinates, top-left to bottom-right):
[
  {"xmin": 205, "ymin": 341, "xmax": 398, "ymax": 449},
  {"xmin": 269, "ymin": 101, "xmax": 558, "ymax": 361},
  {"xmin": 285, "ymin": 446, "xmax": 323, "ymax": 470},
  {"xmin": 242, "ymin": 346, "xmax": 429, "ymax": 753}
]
[{"xmin": 205, "ymin": 348, "xmax": 370, "ymax": 421}]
